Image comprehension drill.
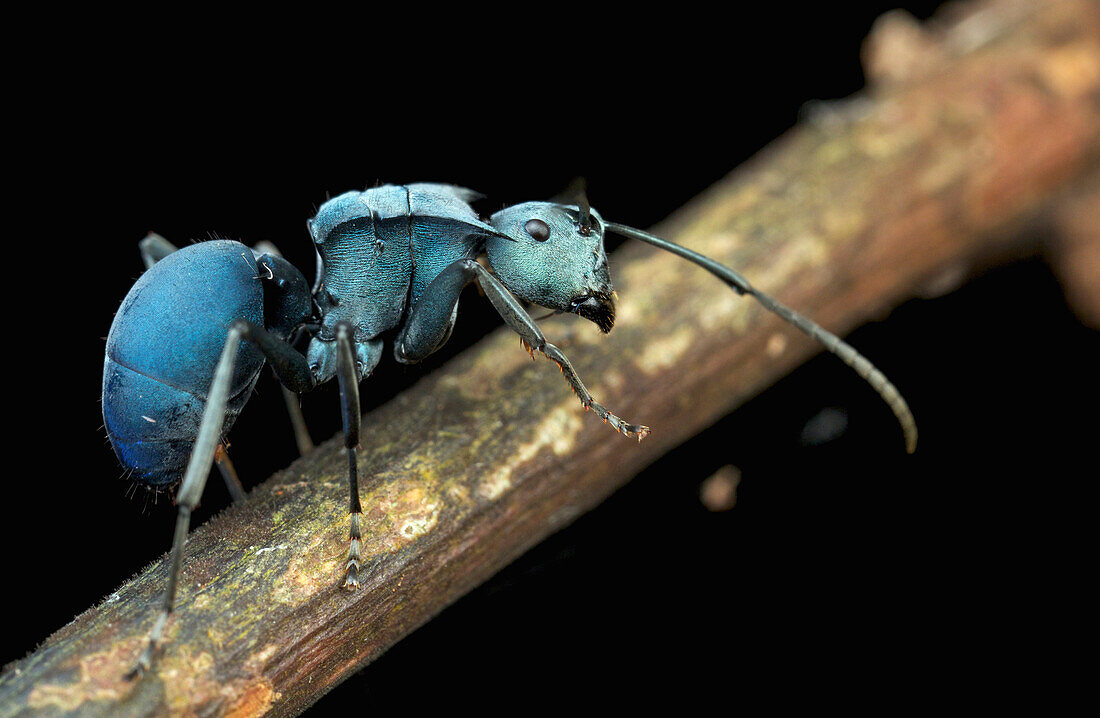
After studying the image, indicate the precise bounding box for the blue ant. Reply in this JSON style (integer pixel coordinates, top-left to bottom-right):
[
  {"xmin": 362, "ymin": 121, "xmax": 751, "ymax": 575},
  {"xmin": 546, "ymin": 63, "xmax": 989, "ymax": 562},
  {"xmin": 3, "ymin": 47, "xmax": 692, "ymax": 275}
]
[{"xmin": 103, "ymin": 183, "xmax": 917, "ymax": 678}]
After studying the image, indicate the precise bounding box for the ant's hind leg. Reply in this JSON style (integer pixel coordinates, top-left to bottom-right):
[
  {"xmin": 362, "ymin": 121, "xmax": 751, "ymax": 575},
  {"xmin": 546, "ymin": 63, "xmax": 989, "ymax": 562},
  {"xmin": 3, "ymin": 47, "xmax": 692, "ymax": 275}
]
[
  {"xmin": 126, "ymin": 323, "xmax": 246, "ymax": 680},
  {"xmin": 214, "ymin": 444, "xmax": 246, "ymax": 503},
  {"xmin": 126, "ymin": 320, "xmax": 314, "ymax": 680},
  {"xmin": 138, "ymin": 232, "xmax": 179, "ymax": 269}
]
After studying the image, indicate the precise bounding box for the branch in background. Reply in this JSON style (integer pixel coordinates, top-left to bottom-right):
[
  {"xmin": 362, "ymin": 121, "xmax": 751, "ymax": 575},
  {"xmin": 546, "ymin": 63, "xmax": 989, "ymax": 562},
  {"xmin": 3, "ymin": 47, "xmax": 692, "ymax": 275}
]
[
  {"xmin": 1049, "ymin": 171, "xmax": 1100, "ymax": 329},
  {"xmin": 3, "ymin": 0, "xmax": 1098, "ymax": 715}
]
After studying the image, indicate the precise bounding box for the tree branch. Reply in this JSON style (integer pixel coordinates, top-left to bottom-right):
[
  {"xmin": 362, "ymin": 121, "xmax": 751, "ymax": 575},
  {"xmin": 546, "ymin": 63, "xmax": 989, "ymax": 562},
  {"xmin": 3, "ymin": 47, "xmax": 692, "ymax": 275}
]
[
  {"xmin": 1049, "ymin": 170, "xmax": 1100, "ymax": 328},
  {"xmin": 4, "ymin": 0, "xmax": 1098, "ymax": 715}
]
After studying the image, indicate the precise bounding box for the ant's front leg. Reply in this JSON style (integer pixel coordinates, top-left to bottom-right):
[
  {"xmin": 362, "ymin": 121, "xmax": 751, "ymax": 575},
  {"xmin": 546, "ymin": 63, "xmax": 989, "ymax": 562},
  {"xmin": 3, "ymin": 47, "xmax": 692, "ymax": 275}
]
[
  {"xmin": 396, "ymin": 259, "xmax": 649, "ymax": 440},
  {"xmin": 305, "ymin": 322, "xmax": 383, "ymax": 590}
]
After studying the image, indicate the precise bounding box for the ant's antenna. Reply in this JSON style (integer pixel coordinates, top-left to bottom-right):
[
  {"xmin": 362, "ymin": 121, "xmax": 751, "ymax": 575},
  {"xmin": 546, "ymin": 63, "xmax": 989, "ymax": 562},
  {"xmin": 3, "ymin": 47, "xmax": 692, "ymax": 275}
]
[
  {"xmin": 556, "ymin": 177, "xmax": 593, "ymax": 234},
  {"xmin": 577, "ymin": 183, "xmax": 592, "ymax": 234},
  {"xmin": 606, "ymin": 221, "xmax": 918, "ymax": 454}
]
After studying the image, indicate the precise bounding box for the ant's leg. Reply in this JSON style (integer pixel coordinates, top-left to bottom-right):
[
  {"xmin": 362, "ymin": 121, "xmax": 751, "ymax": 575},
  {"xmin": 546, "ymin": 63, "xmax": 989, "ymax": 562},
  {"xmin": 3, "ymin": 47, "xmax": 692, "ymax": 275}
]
[
  {"xmin": 393, "ymin": 261, "xmax": 465, "ymax": 364},
  {"xmin": 280, "ymin": 386, "xmax": 314, "ymax": 456},
  {"xmin": 222, "ymin": 321, "xmax": 317, "ymax": 494},
  {"xmin": 255, "ymin": 240, "xmax": 316, "ymax": 457},
  {"xmin": 126, "ymin": 321, "xmax": 314, "ymax": 680},
  {"xmin": 305, "ymin": 323, "xmax": 379, "ymax": 589},
  {"xmin": 214, "ymin": 444, "xmax": 246, "ymax": 503},
  {"xmin": 126, "ymin": 323, "xmax": 247, "ymax": 680},
  {"xmin": 236, "ymin": 321, "xmax": 316, "ymax": 396},
  {"xmin": 397, "ymin": 260, "xmax": 649, "ymax": 440},
  {"xmin": 139, "ymin": 232, "xmax": 179, "ymax": 269},
  {"xmin": 332, "ymin": 322, "xmax": 364, "ymax": 589}
]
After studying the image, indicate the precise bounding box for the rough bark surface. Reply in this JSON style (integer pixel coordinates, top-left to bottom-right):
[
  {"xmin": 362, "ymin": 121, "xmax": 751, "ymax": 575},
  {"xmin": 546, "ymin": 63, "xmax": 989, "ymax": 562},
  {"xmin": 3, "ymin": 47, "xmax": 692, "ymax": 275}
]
[{"xmin": 3, "ymin": 0, "xmax": 1098, "ymax": 715}]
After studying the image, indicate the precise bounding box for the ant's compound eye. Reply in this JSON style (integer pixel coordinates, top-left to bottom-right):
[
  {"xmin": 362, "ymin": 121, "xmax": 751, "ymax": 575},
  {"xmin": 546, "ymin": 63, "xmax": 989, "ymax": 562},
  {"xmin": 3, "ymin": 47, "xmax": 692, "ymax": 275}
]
[{"xmin": 524, "ymin": 218, "xmax": 551, "ymax": 242}]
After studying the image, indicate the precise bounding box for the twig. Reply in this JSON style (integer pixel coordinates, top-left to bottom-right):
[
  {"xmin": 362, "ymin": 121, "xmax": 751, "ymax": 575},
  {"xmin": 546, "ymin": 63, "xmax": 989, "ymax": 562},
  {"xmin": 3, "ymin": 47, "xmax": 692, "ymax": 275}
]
[{"xmin": 3, "ymin": 0, "xmax": 1098, "ymax": 714}]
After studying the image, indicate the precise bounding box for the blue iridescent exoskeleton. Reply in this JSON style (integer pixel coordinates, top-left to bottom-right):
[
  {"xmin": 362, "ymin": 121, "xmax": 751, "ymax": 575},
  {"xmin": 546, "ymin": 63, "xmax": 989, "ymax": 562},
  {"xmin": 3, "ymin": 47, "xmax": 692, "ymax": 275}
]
[
  {"xmin": 105, "ymin": 182, "xmax": 916, "ymax": 681},
  {"xmin": 103, "ymin": 241, "xmax": 311, "ymax": 486},
  {"xmin": 304, "ymin": 184, "xmax": 506, "ymax": 382}
]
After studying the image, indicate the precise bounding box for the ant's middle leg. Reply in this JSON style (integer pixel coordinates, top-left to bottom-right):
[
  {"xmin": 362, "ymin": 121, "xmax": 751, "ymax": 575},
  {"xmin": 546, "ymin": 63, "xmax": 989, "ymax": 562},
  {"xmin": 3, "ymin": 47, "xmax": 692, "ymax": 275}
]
[
  {"xmin": 139, "ymin": 232, "xmax": 179, "ymax": 269},
  {"xmin": 254, "ymin": 241, "xmax": 315, "ymax": 456}
]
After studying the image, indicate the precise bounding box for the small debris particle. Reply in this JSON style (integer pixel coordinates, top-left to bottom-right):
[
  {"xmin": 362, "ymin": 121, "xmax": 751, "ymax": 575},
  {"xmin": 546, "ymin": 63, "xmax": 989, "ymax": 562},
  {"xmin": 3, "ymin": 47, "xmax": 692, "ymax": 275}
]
[
  {"xmin": 800, "ymin": 407, "xmax": 849, "ymax": 446},
  {"xmin": 700, "ymin": 465, "xmax": 741, "ymax": 512}
]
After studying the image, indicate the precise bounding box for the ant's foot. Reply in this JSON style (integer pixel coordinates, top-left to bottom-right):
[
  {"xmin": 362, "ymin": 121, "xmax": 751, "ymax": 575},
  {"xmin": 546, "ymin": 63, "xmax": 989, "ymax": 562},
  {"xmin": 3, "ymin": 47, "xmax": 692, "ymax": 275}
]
[
  {"xmin": 124, "ymin": 612, "xmax": 168, "ymax": 680},
  {"xmin": 124, "ymin": 652, "xmax": 151, "ymax": 682},
  {"xmin": 344, "ymin": 511, "xmax": 362, "ymax": 590},
  {"xmin": 584, "ymin": 399, "xmax": 651, "ymax": 442}
]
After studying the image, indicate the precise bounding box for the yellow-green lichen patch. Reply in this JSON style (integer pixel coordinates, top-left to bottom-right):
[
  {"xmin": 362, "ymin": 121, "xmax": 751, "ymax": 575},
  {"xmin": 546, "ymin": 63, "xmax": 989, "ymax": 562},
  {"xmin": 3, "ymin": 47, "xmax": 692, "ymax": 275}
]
[
  {"xmin": 191, "ymin": 593, "xmax": 213, "ymax": 612},
  {"xmin": 394, "ymin": 487, "xmax": 441, "ymax": 540},
  {"xmin": 446, "ymin": 483, "xmax": 471, "ymax": 503},
  {"xmin": 241, "ymin": 643, "xmax": 279, "ymax": 674},
  {"xmin": 271, "ymin": 533, "xmax": 342, "ymax": 604},
  {"xmin": 206, "ymin": 625, "xmax": 227, "ymax": 651},
  {"xmin": 354, "ymin": 480, "xmax": 445, "ymax": 558},
  {"xmin": 223, "ymin": 645, "xmax": 283, "ymax": 717},
  {"xmin": 157, "ymin": 643, "xmax": 280, "ymax": 717},
  {"xmin": 158, "ymin": 645, "xmax": 218, "ymax": 713},
  {"xmin": 477, "ymin": 470, "xmax": 511, "ymax": 501}
]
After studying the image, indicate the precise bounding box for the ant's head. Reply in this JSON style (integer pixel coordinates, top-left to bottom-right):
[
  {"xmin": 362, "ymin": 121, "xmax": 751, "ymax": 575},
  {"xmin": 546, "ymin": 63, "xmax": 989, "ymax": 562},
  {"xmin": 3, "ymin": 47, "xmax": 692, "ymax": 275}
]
[{"xmin": 486, "ymin": 201, "xmax": 615, "ymax": 333}]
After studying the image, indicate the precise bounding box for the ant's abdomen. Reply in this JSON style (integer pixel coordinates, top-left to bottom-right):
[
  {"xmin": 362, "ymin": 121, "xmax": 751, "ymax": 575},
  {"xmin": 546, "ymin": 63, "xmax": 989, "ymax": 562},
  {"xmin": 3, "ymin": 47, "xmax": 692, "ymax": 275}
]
[{"xmin": 102, "ymin": 241, "xmax": 267, "ymax": 486}]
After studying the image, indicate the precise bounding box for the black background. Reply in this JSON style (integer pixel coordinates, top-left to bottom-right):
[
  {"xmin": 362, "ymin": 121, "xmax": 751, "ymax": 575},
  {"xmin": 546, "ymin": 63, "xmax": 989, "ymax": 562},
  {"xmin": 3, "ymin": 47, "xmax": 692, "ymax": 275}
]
[{"xmin": 6, "ymin": 1, "xmax": 1091, "ymax": 712}]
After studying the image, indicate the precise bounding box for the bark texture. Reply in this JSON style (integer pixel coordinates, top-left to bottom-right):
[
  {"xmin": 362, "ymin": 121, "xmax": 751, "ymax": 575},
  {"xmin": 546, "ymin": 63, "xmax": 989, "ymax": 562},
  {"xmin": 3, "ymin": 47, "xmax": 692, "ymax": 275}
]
[{"xmin": 3, "ymin": 0, "xmax": 1098, "ymax": 715}]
